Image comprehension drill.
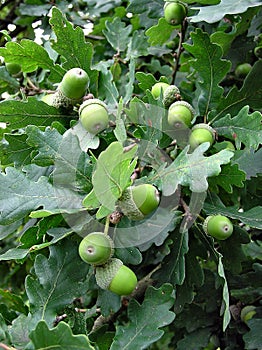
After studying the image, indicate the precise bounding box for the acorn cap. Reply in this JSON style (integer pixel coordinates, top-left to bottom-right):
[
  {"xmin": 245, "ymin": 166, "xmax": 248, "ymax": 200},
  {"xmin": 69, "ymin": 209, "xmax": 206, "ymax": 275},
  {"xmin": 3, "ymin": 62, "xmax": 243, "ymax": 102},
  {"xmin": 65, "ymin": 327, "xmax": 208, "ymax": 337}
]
[
  {"xmin": 191, "ymin": 123, "xmax": 216, "ymax": 140},
  {"xmin": 203, "ymin": 215, "xmax": 212, "ymax": 234},
  {"xmin": 163, "ymin": 85, "xmax": 181, "ymax": 108},
  {"xmin": 79, "ymin": 98, "xmax": 108, "ymax": 116},
  {"xmin": 95, "ymin": 258, "xmax": 123, "ymax": 290},
  {"xmin": 117, "ymin": 187, "xmax": 145, "ymax": 221},
  {"xmin": 169, "ymin": 100, "xmax": 195, "ymax": 117},
  {"xmin": 52, "ymin": 88, "xmax": 80, "ymax": 109}
]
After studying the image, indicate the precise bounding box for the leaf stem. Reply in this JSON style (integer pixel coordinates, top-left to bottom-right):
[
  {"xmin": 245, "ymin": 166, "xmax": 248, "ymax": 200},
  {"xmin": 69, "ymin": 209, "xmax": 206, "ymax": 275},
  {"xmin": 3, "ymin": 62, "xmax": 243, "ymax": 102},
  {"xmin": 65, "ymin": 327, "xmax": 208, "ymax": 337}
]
[
  {"xmin": 104, "ymin": 215, "xmax": 110, "ymax": 235},
  {"xmin": 172, "ymin": 19, "xmax": 188, "ymax": 84}
]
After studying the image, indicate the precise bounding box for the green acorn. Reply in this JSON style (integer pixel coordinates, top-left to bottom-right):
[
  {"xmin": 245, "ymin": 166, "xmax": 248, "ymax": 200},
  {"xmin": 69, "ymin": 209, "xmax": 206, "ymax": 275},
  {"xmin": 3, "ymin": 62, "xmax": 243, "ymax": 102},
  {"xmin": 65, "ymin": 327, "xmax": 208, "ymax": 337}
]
[
  {"xmin": 52, "ymin": 68, "xmax": 89, "ymax": 109},
  {"xmin": 78, "ymin": 232, "xmax": 114, "ymax": 266},
  {"xmin": 167, "ymin": 100, "xmax": 195, "ymax": 128},
  {"xmin": 79, "ymin": 99, "xmax": 109, "ymax": 135},
  {"xmin": 203, "ymin": 215, "xmax": 233, "ymax": 240},
  {"xmin": 163, "ymin": 84, "xmax": 180, "ymax": 108},
  {"xmin": 5, "ymin": 62, "xmax": 22, "ymax": 77},
  {"xmin": 189, "ymin": 123, "xmax": 216, "ymax": 150},
  {"xmin": 164, "ymin": 1, "xmax": 188, "ymax": 26},
  {"xmin": 117, "ymin": 184, "xmax": 160, "ymax": 220},
  {"xmin": 151, "ymin": 82, "xmax": 170, "ymax": 98},
  {"xmin": 95, "ymin": 258, "xmax": 137, "ymax": 295}
]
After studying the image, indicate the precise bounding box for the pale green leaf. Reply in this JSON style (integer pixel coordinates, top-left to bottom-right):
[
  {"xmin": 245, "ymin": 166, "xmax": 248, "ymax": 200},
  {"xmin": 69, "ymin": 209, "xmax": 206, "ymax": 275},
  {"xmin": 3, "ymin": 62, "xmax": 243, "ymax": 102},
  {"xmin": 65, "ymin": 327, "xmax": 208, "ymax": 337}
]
[
  {"xmin": 110, "ymin": 284, "xmax": 176, "ymax": 350},
  {"xmin": 146, "ymin": 18, "xmax": 175, "ymax": 46},
  {"xmin": 213, "ymin": 106, "xmax": 262, "ymax": 150},
  {"xmin": 83, "ymin": 142, "xmax": 137, "ymax": 218},
  {"xmin": 126, "ymin": 30, "xmax": 149, "ymax": 59},
  {"xmin": 0, "ymin": 167, "xmax": 82, "ymax": 225},
  {"xmin": 159, "ymin": 143, "xmax": 234, "ymax": 195},
  {"xmin": 218, "ymin": 255, "xmax": 231, "ymax": 331},
  {"xmin": 29, "ymin": 321, "xmax": 95, "ymax": 349},
  {"xmin": 233, "ymin": 148, "xmax": 262, "ymax": 180},
  {"xmin": 190, "ymin": 0, "xmax": 262, "ymax": 23},
  {"xmin": 113, "ymin": 98, "xmax": 127, "ymax": 143},
  {"xmin": 0, "ymin": 39, "xmax": 64, "ymax": 82},
  {"xmin": 103, "ymin": 17, "xmax": 132, "ymax": 52}
]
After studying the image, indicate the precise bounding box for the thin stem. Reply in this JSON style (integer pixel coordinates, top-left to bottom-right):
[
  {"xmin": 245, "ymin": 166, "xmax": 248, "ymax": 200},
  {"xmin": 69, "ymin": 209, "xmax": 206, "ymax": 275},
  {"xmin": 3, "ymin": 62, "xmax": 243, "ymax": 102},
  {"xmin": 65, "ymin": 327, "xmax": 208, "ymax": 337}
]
[
  {"xmin": 172, "ymin": 19, "xmax": 188, "ymax": 84},
  {"xmin": 104, "ymin": 215, "xmax": 110, "ymax": 235}
]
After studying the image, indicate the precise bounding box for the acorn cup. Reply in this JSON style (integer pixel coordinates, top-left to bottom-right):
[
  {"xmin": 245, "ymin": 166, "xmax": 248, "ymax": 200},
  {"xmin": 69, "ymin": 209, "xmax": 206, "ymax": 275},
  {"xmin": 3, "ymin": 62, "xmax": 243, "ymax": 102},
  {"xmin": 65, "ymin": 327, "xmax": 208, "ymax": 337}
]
[
  {"xmin": 117, "ymin": 184, "xmax": 160, "ymax": 221},
  {"xmin": 163, "ymin": 85, "xmax": 181, "ymax": 108},
  {"xmin": 52, "ymin": 68, "xmax": 89, "ymax": 109},
  {"xmin": 95, "ymin": 258, "xmax": 137, "ymax": 296}
]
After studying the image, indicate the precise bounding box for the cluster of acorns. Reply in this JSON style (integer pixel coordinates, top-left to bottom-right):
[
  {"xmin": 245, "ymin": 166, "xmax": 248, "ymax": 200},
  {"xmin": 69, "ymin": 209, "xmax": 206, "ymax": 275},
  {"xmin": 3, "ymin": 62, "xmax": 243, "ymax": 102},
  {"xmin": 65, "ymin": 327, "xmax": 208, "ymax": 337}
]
[
  {"xmin": 151, "ymin": 81, "xmax": 217, "ymax": 151},
  {"xmin": 78, "ymin": 184, "xmax": 161, "ymax": 296},
  {"xmin": 42, "ymin": 67, "xmax": 110, "ymax": 136}
]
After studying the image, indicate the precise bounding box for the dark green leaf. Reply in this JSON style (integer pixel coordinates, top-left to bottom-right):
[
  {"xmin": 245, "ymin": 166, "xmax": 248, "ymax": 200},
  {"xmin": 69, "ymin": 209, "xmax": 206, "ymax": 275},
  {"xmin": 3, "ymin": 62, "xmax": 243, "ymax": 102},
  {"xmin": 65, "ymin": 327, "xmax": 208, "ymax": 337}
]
[
  {"xmin": 233, "ymin": 148, "xmax": 262, "ymax": 180},
  {"xmin": 110, "ymin": 284, "xmax": 175, "ymax": 350},
  {"xmin": 29, "ymin": 321, "xmax": 95, "ymax": 349},
  {"xmin": 0, "ymin": 98, "xmax": 70, "ymax": 130},
  {"xmin": 183, "ymin": 29, "xmax": 231, "ymax": 116},
  {"xmin": 208, "ymin": 163, "xmax": 245, "ymax": 193},
  {"xmin": 243, "ymin": 319, "xmax": 262, "ymax": 350}
]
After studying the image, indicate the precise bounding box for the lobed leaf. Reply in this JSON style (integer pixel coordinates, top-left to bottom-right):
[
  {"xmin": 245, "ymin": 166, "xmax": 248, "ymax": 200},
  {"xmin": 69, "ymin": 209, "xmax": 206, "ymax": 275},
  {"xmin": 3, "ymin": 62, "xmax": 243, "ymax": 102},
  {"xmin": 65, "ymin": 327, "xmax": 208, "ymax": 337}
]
[
  {"xmin": 103, "ymin": 17, "xmax": 132, "ymax": 52},
  {"xmin": 0, "ymin": 39, "xmax": 64, "ymax": 82},
  {"xmin": 183, "ymin": 29, "xmax": 231, "ymax": 116},
  {"xmin": 110, "ymin": 284, "xmax": 176, "ymax": 350},
  {"xmin": 190, "ymin": 0, "xmax": 262, "ymax": 24},
  {"xmin": 29, "ymin": 320, "xmax": 95, "ymax": 349}
]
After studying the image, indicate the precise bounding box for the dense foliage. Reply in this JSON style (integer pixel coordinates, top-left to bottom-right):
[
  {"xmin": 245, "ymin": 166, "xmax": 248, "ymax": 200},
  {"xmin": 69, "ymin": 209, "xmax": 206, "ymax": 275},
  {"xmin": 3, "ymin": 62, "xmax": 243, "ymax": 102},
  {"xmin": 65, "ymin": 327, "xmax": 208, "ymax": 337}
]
[{"xmin": 0, "ymin": 0, "xmax": 262, "ymax": 349}]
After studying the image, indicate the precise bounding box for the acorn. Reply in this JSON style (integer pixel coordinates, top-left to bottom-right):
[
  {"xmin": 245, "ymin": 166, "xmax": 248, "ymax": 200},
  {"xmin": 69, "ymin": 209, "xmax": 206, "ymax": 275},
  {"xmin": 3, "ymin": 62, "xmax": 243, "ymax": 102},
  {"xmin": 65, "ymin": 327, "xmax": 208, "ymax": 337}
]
[
  {"xmin": 79, "ymin": 99, "xmax": 109, "ymax": 135},
  {"xmin": 78, "ymin": 232, "xmax": 114, "ymax": 266},
  {"xmin": 5, "ymin": 62, "xmax": 22, "ymax": 77},
  {"xmin": 95, "ymin": 258, "xmax": 137, "ymax": 295},
  {"xmin": 52, "ymin": 68, "xmax": 89, "ymax": 109},
  {"xmin": 167, "ymin": 100, "xmax": 195, "ymax": 128},
  {"xmin": 163, "ymin": 84, "xmax": 180, "ymax": 108},
  {"xmin": 117, "ymin": 184, "xmax": 160, "ymax": 220},
  {"xmin": 151, "ymin": 82, "xmax": 170, "ymax": 98},
  {"xmin": 203, "ymin": 215, "xmax": 233, "ymax": 240},
  {"xmin": 189, "ymin": 123, "xmax": 216, "ymax": 150},
  {"xmin": 164, "ymin": 1, "xmax": 188, "ymax": 26}
]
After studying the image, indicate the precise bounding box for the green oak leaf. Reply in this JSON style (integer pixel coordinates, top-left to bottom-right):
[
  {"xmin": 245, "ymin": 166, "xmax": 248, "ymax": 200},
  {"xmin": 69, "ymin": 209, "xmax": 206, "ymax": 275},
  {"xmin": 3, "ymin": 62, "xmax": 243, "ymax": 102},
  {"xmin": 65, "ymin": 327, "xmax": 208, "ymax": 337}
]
[
  {"xmin": 208, "ymin": 163, "xmax": 245, "ymax": 193},
  {"xmin": 213, "ymin": 106, "xmax": 262, "ymax": 150},
  {"xmin": 190, "ymin": 0, "xmax": 262, "ymax": 24},
  {"xmin": 103, "ymin": 17, "xmax": 132, "ymax": 52},
  {"xmin": 0, "ymin": 39, "xmax": 64, "ymax": 82},
  {"xmin": 209, "ymin": 60, "xmax": 262, "ymax": 120},
  {"xmin": 0, "ymin": 167, "xmax": 82, "ymax": 225},
  {"xmin": 146, "ymin": 18, "xmax": 176, "ymax": 46},
  {"xmin": 0, "ymin": 133, "xmax": 33, "ymax": 167},
  {"xmin": 183, "ymin": 29, "xmax": 231, "ymax": 116},
  {"xmin": 110, "ymin": 284, "xmax": 175, "ymax": 350},
  {"xmin": 29, "ymin": 321, "xmax": 95, "ymax": 349},
  {"xmin": 243, "ymin": 319, "xmax": 262, "ymax": 350},
  {"xmin": 159, "ymin": 143, "xmax": 234, "ymax": 195},
  {"xmin": 49, "ymin": 7, "xmax": 98, "ymax": 91},
  {"xmin": 0, "ymin": 98, "xmax": 70, "ymax": 129},
  {"xmin": 83, "ymin": 141, "xmax": 137, "ymax": 218},
  {"xmin": 25, "ymin": 239, "xmax": 90, "ymax": 326},
  {"xmin": 233, "ymin": 148, "xmax": 262, "ymax": 179}
]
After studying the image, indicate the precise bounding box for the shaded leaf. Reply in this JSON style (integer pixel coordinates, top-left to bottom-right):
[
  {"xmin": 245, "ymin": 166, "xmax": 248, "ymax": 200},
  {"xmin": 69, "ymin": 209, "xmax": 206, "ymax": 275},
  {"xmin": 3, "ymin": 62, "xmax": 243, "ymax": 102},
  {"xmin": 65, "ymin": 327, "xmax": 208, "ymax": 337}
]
[
  {"xmin": 218, "ymin": 254, "xmax": 231, "ymax": 331},
  {"xmin": 110, "ymin": 284, "xmax": 176, "ymax": 350},
  {"xmin": 233, "ymin": 148, "xmax": 262, "ymax": 180},
  {"xmin": 243, "ymin": 319, "xmax": 262, "ymax": 350},
  {"xmin": 126, "ymin": 30, "xmax": 149, "ymax": 59},
  {"xmin": 29, "ymin": 321, "xmax": 95, "ymax": 349},
  {"xmin": 210, "ymin": 60, "xmax": 262, "ymax": 120},
  {"xmin": 183, "ymin": 29, "xmax": 231, "ymax": 116},
  {"xmin": 0, "ymin": 133, "xmax": 33, "ymax": 167},
  {"xmin": 103, "ymin": 17, "xmax": 132, "ymax": 52},
  {"xmin": 213, "ymin": 106, "xmax": 262, "ymax": 150},
  {"xmin": 25, "ymin": 239, "xmax": 90, "ymax": 325}
]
